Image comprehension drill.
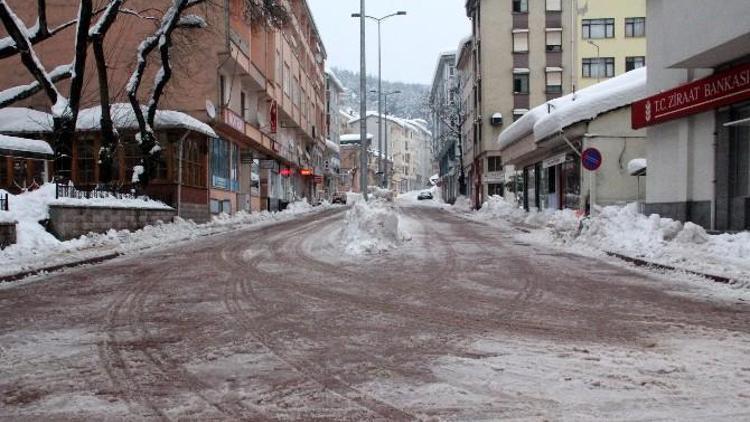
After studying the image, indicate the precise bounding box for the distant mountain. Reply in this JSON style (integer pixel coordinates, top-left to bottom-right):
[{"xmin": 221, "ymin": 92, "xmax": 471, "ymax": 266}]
[{"xmin": 331, "ymin": 67, "xmax": 431, "ymax": 123}]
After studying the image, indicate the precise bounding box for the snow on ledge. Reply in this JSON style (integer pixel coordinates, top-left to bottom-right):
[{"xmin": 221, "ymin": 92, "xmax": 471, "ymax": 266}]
[
  {"xmin": 498, "ymin": 67, "xmax": 647, "ymax": 149},
  {"xmin": 628, "ymin": 158, "xmax": 647, "ymax": 176},
  {"xmin": 0, "ymin": 134, "xmax": 53, "ymax": 156},
  {"xmin": 0, "ymin": 104, "xmax": 217, "ymax": 138}
]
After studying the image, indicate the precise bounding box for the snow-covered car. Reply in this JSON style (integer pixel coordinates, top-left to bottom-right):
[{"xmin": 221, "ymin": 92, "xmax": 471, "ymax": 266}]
[
  {"xmin": 331, "ymin": 192, "xmax": 347, "ymax": 204},
  {"xmin": 417, "ymin": 191, "xmax": 433, "ymax": 200}
]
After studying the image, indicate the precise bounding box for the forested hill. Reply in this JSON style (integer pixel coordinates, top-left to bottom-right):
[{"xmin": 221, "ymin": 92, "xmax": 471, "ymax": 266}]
[{"xmin": 331, "ymin": 67, "xmax": 431, "ymax": 122}]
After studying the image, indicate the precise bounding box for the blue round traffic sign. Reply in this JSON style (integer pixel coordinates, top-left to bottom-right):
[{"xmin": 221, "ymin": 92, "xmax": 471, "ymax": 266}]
[{"xmin": 581, "ymin": 148, "xmax": 603, "ymax": 171}]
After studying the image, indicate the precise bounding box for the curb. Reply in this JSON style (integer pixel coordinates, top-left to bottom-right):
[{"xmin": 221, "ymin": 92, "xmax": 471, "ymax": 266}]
[
  {"xmin": 605, "ymin": 251, "xmax": 737, "ymax": 284},
  {"xmin": 0, "ymin": 253, "xmax": 122, "ymax": 283}
]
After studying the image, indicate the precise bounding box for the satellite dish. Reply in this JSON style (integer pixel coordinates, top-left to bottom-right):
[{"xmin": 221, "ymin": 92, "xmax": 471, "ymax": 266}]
[{"xmin": 205, "ymin": 100, "xmax": 217, "ymax": 120}]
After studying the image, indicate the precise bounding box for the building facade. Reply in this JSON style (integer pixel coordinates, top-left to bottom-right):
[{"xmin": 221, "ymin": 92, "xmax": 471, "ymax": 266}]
[
  {"xmin": 632, "ymin": 0, "xmax": 750, "ymax": 231},
  {"xmin": 429, "ymin": 52, "xmax": 460, "ymax": 203},
  {"xmin": 0, "ymin": 0, "xmax": 327, "ymax": 219},
  {"xmin": 575, "ymin": 0, "xmax": 647, "ymax": 89},
  {"xmin": 465, "ymin": 0, "xmax": 573, "ymax": 208}
]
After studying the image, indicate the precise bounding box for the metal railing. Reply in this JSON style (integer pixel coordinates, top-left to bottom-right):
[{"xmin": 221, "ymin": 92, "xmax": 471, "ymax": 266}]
[
  {"xmin": 0, "ymin": 193, "xmax": 8, "ymax": 211},
  {"xmin": 55, "ymin": 183, "xmax": 132, "ymax": 201}
]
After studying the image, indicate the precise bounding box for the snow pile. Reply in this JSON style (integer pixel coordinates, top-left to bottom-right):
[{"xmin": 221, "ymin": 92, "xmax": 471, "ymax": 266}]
[
  {"xmin": 452, "ymin": 196, "xmax": 474, "ymax": 213},
  {"xmin": 1, "ymin": 193, "xmax": 336, "ymax": 278},
  {"xmin": 462, "ymin": 197, "xmax": 750, "ymax": 283},
  {"xmin": 368, "ymin": 186, "xmax": 395, "ymax": 201},
  {"xmin": 340, "ymin": 198, "xmax": 406, "ymax": 255}
]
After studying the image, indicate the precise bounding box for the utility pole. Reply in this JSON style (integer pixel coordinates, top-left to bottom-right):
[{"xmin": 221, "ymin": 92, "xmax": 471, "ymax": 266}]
[
  {"xmin": 358, "ymin": 0, "xmax": 368, "ymax": 200},
  {"xmin": 354, "ymin": 11, "xmax": 406, "ymax": 189}
]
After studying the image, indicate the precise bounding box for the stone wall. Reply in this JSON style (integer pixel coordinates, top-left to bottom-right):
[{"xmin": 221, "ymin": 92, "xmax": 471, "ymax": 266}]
[
  {"xmin": 0, "ymin": 222, "xmax": 16, "ymax": 249},
  {"xmin": 48, "ymin": 205, "xmax": 177, "ymax": 241}
]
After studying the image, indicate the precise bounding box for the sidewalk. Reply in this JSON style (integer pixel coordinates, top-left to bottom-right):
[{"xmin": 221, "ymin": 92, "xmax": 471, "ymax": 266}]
[{"xmin": 1, "ymin": 202, "xmax": 341, "ymax": 284}]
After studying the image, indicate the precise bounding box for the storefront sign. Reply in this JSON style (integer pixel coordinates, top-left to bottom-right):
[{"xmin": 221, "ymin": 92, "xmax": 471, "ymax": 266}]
[
  {"xmin": 224, "ymin": 109, "xmax": 245, "ymax": 133},
  {"xmin": 484, "ymin": 171, "xmax": 504, "ymax": 182},
  {"xmin": 581, "ymin": 148, "xmax": 603, "ymax": 171},
  {"xmin": 543, "ymin": 153, "xmax": 568, "ymax": 169},
  {"xmin": 300, "ymin": 168, "xmax": 313, "ymax": 176},
  {"xmin": 632, "ymin": 62, "xmax": 750, "ymax": 129},
  {"xmin": 280, "ymin": 168, "xmax": 292, "ymax": 177}
]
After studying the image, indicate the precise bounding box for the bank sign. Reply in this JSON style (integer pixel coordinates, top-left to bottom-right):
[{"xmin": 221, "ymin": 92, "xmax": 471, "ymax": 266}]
[{"xmin": 632, "ymin": 62, "xmax": 750, "ymax": 129}]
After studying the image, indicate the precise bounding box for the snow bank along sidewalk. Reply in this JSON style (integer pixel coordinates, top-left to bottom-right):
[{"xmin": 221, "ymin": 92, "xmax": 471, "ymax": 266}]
[
  {"xmin": 340, "ymin": 193, "xmax": 410, "ymax": 255},
  {"xmin": 455, "ymin": 196, "xmax": 750, "ymax": 287},
  {"xmin": 0, "ymin": 184, "xmax": 336, "ymax": 280}
]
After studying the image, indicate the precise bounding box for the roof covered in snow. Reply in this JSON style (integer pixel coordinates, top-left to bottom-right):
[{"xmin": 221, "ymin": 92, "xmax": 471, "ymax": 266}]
[
  {"xmin": 325, "ymin": 69, "xmax": 346, "ymax": 93},
  {"xmin": 498, "ymin": 67, "xmax": 647, "ymax": 149},
  {"xmin": 0, "ymin": 104, "xmax": 217, "ymax": 138},
  {"xmin": 340, "ymin": 133, "xmax": 373, "ymax": 143},
  {"xmin": 0, "ymin": 134, "xmax": 53, "ymax": 159},
  {"xmin": 325, "ymin": 139, "xmax": 340, "ymax": 153}
]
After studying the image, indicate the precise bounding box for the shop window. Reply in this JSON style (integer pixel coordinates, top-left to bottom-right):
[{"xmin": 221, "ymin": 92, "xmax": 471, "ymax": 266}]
[
  {"xmin": 513, "ymin": 0, "xmax": 528, "ymax": 13},
  {"xmin": 625, "ymin": 56, "xmax": 646, "ymax": 72},
  {"xmin": 562, "ymin": 158, "xmax": 580, "ymax": 210},
  {"xmin": 582, "ymin": 18, "xmax": 614, "ymax": 39},
  {"xmin": 76, "ymin": 138, "xmax": 96, "ymax": 186},
  {"xmin": 625, "ymin": 17, "xmax": 646, "ymax": 38},
  {"xmin": 12, "ymin": 159, "xmax": 27, "ymax": 189},
  {"xmin": 546, "ymin": 69, "xmax": 563, "ymax": 94},
  {"xmin": 512, "ymin": 30, "xmax": 529, "ymax": 53},
  {"xmin": 545, "ymin": 29, "xmax": 562, "ymax": 52},
  {"xmin": 178, "ymin": 137, "xmax": 206, "ymax": 188},
  {"xmin": 488, "ymin": 156, "xmax": 503, "ymax": 172},
  {"xmin": 546, "ymin": 0, "xmax": 561, "ymax": 12},
  {"xmin": 513, "ymin": 72, "xmax": 529, "ymax": 94},
  {"xmin": 211, "ymin": 138, "xmax": 240, "ymax": 191},
  {"xmin": 488, "ymin": 183, "xmax": 504, "ymax": 197},
  {"xmin": 582, "ymin": 57, "xmax": 615, "ymax": 78}
]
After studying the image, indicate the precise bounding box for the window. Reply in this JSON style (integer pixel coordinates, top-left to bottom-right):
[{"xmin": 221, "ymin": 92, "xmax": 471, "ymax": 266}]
[
  {"xmin": 625, "ymin": 17, "xmax": 646, "ymax": 38},
  {"xmin": 0, "ymin": 157, "xmax": 7, "ymax": 186},
  {"xmin": 220, "ymin": 75, "xmax": 226, "ymax": 105},
  {"xmin": 582, "ymin": 18, "xmax": 615, "ymax": 39},
  {"xmin": 545, "ymin": 28, "xmax": 562, "ymax": 52},
  {"xmin": 513, "ymin": 109, "xmax": 527, "ymax": 121},
  {"xmin": 546, "ymin": 68, "xmax": 563, "ymax": 94},
  {"xmin": 513, "ymin": 72, "xmax": 529, "ymax": 94},
  {"xmin": 582, "ymin": 57, "xmax": 615, "ymax": 78},
  {"xmin": 211, "ymin": 138, "xmax": 239, "ymax": 191},
  {"xmin": 76, "ymin": 138, "xmax": 96, "ymax": 186},
  {"xmin": 292, "ymin": 77, "xmax": 300, "ymax": 106},
  {"xmin": 283, "ymin": 63, "xmax": 291, "ymax": 96},
  {"xmin": 275, "ymin": 51, "xmax": 282, "ymax": 85},
  {"xmin": 488, "ymin": 156, "xmax": 503, "ymax": 172},
  {"xmin": 512, "ymin": 30, "xmax": 529, "ymax": 52},
  {"xmin": 625, "ymin": 56, "xmax": 646, "ymax": 72},
  {"xmin": 240, "ymin": 92, "xmax": 247, "ymax": 119},
  {"xmin": 546, "ymin": 0, "xmax": 562, "ymax": 12},
  {"xmin": 513, "ymin": 0, "xmax": 528, "ymax": 13},
  {"xmin": 180, "ymin": 137, "xmax": 206, "ymax": 188},
  {"xmin": 123, "ymin": 138, "xmax": 142, "ymax": 184}
]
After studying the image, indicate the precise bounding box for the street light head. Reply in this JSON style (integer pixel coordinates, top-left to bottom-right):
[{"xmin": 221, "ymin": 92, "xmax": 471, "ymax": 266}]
[
  {"xmin": 369, "ymin": 90, "xmax": 378, "ymax": 93},
  {"xmin": 394, "ymin": 90, "xmax": 402, "ymax": 94},
  {"xmin": 351, "ymin": 13, "xmax": 361, "ymax": 18},
  {"xmin": 397, "ymin": 11, "xmax": 407, "ymax": 15}
]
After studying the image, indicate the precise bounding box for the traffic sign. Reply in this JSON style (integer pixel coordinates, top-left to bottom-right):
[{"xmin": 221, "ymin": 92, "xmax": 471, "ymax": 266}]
[{"xmin": 581, "ymin": 148, "xmax": 603, "ymax": 171}]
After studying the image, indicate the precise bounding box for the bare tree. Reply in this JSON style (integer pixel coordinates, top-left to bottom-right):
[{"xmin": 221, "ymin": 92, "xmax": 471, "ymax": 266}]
[{"xmin": 428, "ymin": 77, "xmax": 468, "ymax": 195}]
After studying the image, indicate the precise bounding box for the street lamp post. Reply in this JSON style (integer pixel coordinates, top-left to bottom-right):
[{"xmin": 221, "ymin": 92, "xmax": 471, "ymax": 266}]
[
  {"xmin": 355, "ymin": 2, "xmax": 368, "ymax": 199},
  {"xmin": 352, "ymin": 10, "xmax": 406, "ymax": 189}
]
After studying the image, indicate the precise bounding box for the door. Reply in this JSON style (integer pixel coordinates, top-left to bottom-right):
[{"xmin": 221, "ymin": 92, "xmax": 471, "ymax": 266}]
[{"xmin": 728, "ymin": 104, "xmax": 750, "ymax": 230}]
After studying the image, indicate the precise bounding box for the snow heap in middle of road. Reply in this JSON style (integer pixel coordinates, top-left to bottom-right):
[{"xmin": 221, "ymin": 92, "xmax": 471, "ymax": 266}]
[{"xmin": 340, "ymin": 196, "xmax": 408, "ymax": 255}]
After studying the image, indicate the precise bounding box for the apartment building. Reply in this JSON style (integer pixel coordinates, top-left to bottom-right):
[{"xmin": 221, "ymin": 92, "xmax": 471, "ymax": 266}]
[
  {"xmin": 324, "ymin": 70, "xmax": 345, "ymax": 198},
  {"xmin": 456, "ymin": 35, "xmax": 478, "ymax": 205},
  {"xmin": 575, "ymin": 0, "xmax": 647, "ymax": 89},
  {"xmin": 0, "ymin": 0, "xmax": 327, "ymax": 218},
  {"xmin": 430, "ymin": 52, "xmax": 460, "ymax": 203},
  {"xmin": 465, "ymin": 0, "xmax": 573, "ymax": 208}
]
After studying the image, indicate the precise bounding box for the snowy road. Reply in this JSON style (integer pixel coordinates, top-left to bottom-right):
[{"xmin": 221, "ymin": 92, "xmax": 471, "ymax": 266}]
[{"xmin": 1, "ymin": 206, "xmax": 749, "ymax": 420}]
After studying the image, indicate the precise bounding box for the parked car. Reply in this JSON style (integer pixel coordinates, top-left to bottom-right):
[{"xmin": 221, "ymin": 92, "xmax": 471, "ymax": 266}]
[
  {"xmin": 331, "ymin": 192, "xmax": 347, "ymax": 204},
  {"xmin": 417, "ymin": 191, "xmax": 433, "ymax": 200}
]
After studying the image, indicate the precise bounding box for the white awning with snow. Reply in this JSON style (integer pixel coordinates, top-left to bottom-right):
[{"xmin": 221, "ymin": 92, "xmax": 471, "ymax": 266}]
[{"xmin": 628, "ymin": 158, "xmax": 647, "ymax": 176}]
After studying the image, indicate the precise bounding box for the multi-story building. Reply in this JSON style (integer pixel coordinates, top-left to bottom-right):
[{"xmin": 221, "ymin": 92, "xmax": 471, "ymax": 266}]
[
  {"xmin": 0, "ymin": 0, "xmax": 327, "ymax": 219},
  {"xmin": 466, "ymin": 0, "xmax": 573, "ymax": 208},
  {"xmin": 455, "ymin": 35, "xmax": 478, "ymax": 205},
  {"xmin": 575, "ymin": 0, "xmax": 647, "ymax": 89},
  {"xmin": 346, "ymin": 113, "xmax": 431, "ymax": 193},
  {"xmin": 632, "ymin": 0, "xmax": 750, "ymax": 231},
  {"xmin": 324, "ymin": 70, "xmax": 346, "ymax": 198},
  {"xmin": 429, "ymin": 52, "xmax": 460, "ymax": 203}
]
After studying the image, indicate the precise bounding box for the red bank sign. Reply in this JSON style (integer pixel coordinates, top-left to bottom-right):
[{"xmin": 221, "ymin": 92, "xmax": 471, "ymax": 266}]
[{"xmin": 632, "ymin": 62, "xmax": 750, "ymax": 129}]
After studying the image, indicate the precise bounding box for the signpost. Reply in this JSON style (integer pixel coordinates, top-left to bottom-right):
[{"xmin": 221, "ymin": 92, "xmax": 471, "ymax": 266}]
[{"xmin": 581, "ymin": 147, "xmax": 602, "ymax": 216}]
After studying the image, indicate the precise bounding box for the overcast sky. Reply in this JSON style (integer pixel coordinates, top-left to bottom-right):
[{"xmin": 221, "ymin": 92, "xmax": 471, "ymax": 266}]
[{"xmin": 307, "ymin": 0, "xmax": 471, "ymax": 86}]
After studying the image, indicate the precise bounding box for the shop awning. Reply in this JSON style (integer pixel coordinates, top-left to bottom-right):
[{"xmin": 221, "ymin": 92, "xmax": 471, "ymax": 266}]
[{"xmin": 0, "ymin": 134, "xmax": 54, "ymax": 160}]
